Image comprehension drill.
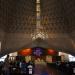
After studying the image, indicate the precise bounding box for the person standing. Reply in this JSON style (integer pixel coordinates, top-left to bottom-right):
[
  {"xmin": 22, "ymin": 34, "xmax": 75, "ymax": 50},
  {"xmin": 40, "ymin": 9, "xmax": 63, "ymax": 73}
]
[{"xmin": 3, "ymin": 55, "xmax": 10, "ymax": 75}]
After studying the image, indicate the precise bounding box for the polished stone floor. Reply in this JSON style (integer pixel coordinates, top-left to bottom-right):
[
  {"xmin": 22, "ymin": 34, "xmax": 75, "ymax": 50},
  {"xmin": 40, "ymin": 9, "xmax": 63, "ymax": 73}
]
[{"xmin": 34, "ymin": 64, "xmax": 60, "ymax": 75}]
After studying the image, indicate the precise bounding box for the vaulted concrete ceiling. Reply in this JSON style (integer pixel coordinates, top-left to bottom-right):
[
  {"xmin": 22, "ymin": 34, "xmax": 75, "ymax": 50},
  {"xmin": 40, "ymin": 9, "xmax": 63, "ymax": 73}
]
[{"xmin": 0, "ymin": 0, "xmax": 75, "ymax": 57}]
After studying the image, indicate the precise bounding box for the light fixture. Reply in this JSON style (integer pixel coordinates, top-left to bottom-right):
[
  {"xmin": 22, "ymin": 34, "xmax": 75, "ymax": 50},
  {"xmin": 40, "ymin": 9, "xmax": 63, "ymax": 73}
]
[{"xmin": 31, "ymin": 0, "xmax": 48, "ymax": 40}]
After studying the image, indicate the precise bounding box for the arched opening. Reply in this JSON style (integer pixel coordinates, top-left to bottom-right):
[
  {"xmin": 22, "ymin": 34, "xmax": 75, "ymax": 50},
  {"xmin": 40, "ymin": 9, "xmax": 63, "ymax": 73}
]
[{"xmin": 1, "ymin": 47, "xmax": 75, "ymax": 63}]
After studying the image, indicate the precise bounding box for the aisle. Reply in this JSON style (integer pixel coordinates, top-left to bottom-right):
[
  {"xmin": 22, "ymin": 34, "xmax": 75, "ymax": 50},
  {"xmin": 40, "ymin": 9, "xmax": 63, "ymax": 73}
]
[
  {"xmin": 34, "ymin": 64, "xmax": 61, "ymax": 75},
  {"xmin": 34, "ymin": 59, "xmax": 47, "ymax": 75}
]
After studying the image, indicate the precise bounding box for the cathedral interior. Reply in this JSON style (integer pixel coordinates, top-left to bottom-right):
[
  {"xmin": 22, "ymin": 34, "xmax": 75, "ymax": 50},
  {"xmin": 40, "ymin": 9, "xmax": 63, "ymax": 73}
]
[{"xmin": 0, "ymin": 0, "xmax": 75, "ymax": 75}]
